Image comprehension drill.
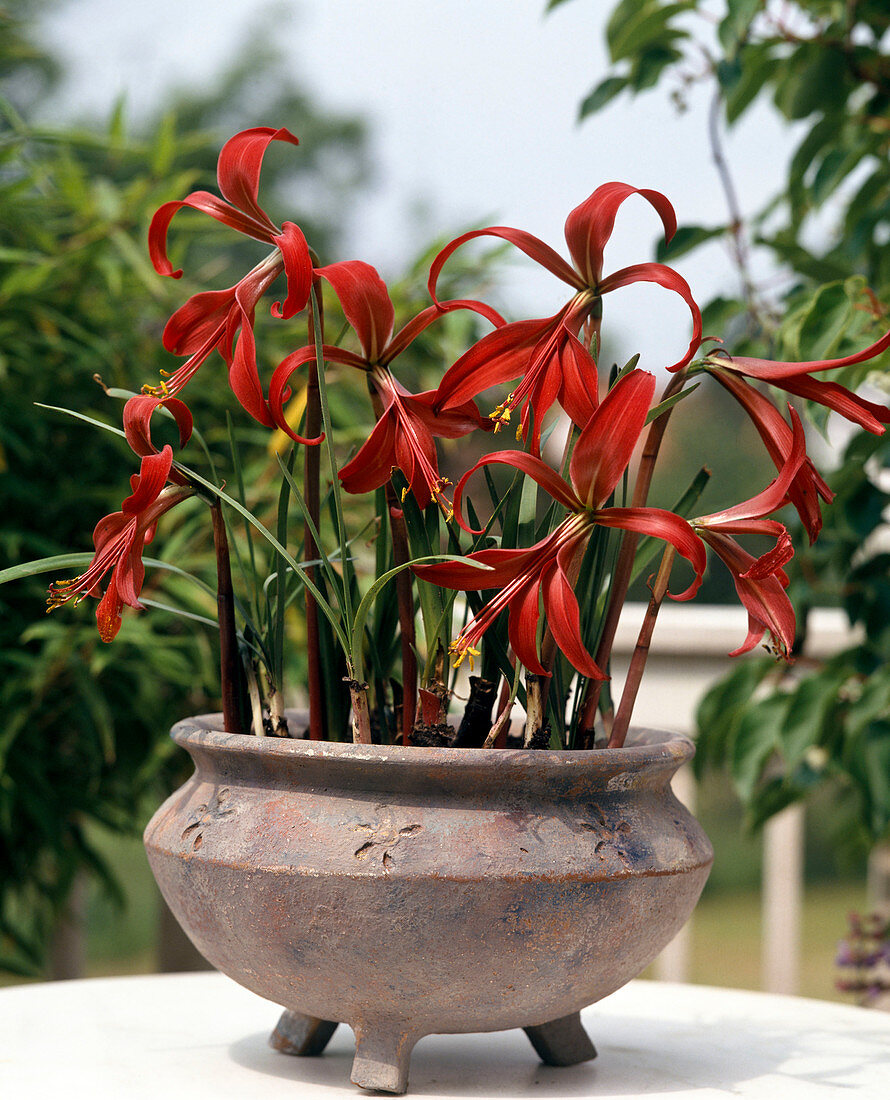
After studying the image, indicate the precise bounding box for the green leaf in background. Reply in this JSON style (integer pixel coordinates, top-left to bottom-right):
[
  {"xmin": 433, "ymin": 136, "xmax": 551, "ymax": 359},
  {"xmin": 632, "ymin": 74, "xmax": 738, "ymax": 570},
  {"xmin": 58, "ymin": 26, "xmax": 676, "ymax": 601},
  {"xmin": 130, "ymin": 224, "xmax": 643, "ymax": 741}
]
[
  {"xmin": 656, "ymin": 224, "xmax": 724, "ymax": 262},
  {"xmin": 578, "ymin": 75, "xmax": 629, "ymax": 120}
]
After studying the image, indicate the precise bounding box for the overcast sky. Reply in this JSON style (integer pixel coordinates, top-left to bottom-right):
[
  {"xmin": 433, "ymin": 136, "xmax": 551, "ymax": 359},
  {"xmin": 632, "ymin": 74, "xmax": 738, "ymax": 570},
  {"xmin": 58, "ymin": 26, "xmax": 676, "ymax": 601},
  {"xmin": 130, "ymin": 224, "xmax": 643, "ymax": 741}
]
[{"xmin": 41, "ymin": 0, "xmax": 786, "ymax": 370}]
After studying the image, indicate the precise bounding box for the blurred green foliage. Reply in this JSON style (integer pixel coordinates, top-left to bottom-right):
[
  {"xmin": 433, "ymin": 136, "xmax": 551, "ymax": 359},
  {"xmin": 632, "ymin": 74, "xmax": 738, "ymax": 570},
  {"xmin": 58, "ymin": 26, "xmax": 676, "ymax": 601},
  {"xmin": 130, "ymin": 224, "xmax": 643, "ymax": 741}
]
[
  {"xmin": 0, "ymin": 0, "xmax": 371, "ymax": 976},
  {"xmin": 560, "ymin": 0, "xmax": 890, "ymax": 844}
]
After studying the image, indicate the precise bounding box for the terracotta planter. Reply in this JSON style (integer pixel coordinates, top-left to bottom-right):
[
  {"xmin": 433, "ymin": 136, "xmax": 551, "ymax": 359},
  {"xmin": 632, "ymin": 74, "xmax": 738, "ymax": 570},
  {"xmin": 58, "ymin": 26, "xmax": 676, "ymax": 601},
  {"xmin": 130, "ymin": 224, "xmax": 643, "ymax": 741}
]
[{"xmin": 144, "ymin": 714, "xmax": 713, "ymax": 1093}]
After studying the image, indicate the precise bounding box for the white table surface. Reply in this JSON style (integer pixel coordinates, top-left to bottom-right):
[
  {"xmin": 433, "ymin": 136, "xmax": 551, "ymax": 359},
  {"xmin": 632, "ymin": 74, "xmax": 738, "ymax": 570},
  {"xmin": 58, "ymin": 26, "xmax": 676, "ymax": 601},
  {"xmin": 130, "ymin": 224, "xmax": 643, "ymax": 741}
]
[{"xmin": 1, "ymin": 973, "xmax": 888, "ymax": 1098}]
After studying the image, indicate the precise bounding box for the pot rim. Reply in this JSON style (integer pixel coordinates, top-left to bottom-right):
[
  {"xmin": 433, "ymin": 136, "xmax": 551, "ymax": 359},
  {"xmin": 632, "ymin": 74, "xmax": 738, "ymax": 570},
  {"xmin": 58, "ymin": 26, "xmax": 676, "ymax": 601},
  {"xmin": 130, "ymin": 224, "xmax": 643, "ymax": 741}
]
[{"xmin": 172, "ymin": 712, "xmax": 694, "ymax": 777}]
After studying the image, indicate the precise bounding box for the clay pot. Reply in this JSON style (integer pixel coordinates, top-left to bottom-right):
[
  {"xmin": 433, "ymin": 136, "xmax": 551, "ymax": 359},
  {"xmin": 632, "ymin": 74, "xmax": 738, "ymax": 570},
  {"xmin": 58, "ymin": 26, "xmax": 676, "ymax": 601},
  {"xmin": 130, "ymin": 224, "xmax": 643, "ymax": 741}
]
[{"xmin": 144, "ymin": 715, "xmax": 712, "ymax": 1094}]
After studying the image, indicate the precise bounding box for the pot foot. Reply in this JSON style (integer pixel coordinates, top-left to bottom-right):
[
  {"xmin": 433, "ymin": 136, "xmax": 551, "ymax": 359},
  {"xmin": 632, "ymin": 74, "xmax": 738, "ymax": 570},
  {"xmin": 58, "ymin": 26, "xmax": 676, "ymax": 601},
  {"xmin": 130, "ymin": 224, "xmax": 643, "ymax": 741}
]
[
  {"xmin": 524, "ymin": 1011, "xmax": 597, "ymax": 1066},
  {"xmin": 350, "ymin": 1021, "xmax": 417, "ymax": 1094},
  {"xmin": 269, "ymin": 1010, "xmax": 339, "ymax": 1056}
]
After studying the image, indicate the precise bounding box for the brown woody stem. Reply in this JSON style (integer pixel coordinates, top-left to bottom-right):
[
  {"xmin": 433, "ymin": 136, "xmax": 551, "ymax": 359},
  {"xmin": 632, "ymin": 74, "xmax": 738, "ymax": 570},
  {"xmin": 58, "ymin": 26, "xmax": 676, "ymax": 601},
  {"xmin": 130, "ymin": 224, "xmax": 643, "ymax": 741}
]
[
  {"xmin": 609, "ymin": 545, "xmax": 676, "ymax": 749},
  {"xmin": 347, "ymin": 677, "xmax": 373, "ymax": 744},
  {"xmin": 210, "ymin": 500, "xmax": 244, "ymax": 735},
  {"xmin": 523, "ymin": 673, "xmax": 550, "ymax": 749}
]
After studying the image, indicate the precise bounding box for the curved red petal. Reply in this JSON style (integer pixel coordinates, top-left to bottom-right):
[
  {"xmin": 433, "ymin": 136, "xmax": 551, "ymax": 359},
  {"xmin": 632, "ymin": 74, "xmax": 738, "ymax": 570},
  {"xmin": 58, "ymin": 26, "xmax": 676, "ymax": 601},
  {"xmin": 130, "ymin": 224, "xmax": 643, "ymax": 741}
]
[
  {"xmin": 570, "ymin": 369, "xmax": 656, "ymax": 507},
  {"xmin": 403, "ymin": 389, "xmax": 487, "ymax": 438},
  {"xmin": 339, "ymin": 413, "xmax": 399, "ymax": 496},
  {"xmin": 429, "ymin": 227, "xmax": 583, "ymax": 307},
  {"xmin": 451, "ymin": 451, "xmax": 581, "ymax": 536},
  {"xmin": 123, "ymin": 395, "xmax": 193, "ymax": 457},
  {"xmin": 542, "ymin": 554, "xmax": 605, "ymax": 679},
  {"xmin": 697, "ymin": 406, "xmax": 807, "ymax": 526},
  {"xmin": 593, "ymin": 506, "xmax": 706, "ymax": 600},
  {"xmin": 121, "ymin": 447, "xmax": 174, "ymax": 515},
  {"xmin": 508, "ymin": 577, "xmax": 547, "ymax": 676},
  {"xmin": 228, "ymin": 318, "xmax": 274, "ymax": 427},
  {"xmin": 712, "ymin": 371, "xmax": 832, "ymax": 542},
  {"xmin": 436, "ymin": 317, "xmax": 556, "ymax": 411},
  {"xmin": 317, "ymin": 260, "xmax": 394, "ymax": 361},
  {"xmin": 720, "ymin": 326, "xmax": 890, "ymax": 380},
  {"xmin": 162, "ymin": 287, "xmax": 236, "ymax": 355},
  {"xmin": 412, "ymin": 547, "xmax": 532, "ymax": 590},
  {"xmin": 148, "ymin": 193, "xmax": 273, "ymax": 279},
  {"xmin": 769, "ymin": 372, "xmax": 890, "ymax": 433},
  {"xmin": 598, "ymin": 262, "xmax": 702, "ymax": 372},
  {"xmin": 271, "ymin": 222, "xmax": 313, "ymax": 319},
  {"xmin": 564, "ymin": 183, "xmax": 677, "ymax": 287},
  {"xmin": 217, "ymin": 126, "xmax": 299, "ymax": 230},
  {"xmin": 556, "ymin": 327, "xmax": 600, "ymax": 426}
]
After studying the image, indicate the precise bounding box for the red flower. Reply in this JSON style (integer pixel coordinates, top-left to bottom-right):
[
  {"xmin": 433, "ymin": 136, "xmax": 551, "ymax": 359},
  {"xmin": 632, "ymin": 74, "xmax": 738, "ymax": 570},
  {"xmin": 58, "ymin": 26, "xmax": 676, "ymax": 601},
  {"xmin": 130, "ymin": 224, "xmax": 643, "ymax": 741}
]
[
  {"xmin": 705, "ymin": 328, "xmax": 890, "ymax": 432},
  {"xmin": 429, "ymin": 183, "xmax": 702, "ymax": 451},
  {"xmin": 269, "ymin": 260, "xmax": 502, "ymax": 506},
  {"xmin": 413, "ymin": 371, "xmax": 706, "ymax": 676},
  {"xmin": 692, "ymin": 408, "xmax": 807, "ymax": 657},
  {"xmin": 47, "ymin": 447, "xmax": 193, "ymax": 641},
  {"xmin": 147, "ymin": 127, "xmax": 313, "ymax": 426}
]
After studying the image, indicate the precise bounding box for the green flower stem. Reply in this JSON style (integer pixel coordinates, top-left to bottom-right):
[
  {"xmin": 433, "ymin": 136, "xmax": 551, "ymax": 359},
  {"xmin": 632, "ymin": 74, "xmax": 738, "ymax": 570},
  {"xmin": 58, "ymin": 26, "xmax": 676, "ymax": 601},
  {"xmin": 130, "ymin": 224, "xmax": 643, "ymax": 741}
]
[
  {"xmin": 210, "ymin": 499, "xmax": 245, "ymax": 735},
  {"xmin": 304, "ymin": 279, "xmax": 325, "ymax": 741}
]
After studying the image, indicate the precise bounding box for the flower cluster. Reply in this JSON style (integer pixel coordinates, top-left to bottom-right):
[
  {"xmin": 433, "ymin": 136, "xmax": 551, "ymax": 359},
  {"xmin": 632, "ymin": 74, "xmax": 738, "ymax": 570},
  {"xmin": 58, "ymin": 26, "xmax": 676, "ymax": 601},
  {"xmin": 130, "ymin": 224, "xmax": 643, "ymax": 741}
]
[{"xmin": 48, "ymin": 126, "xmax": 890, "ymax": 748}]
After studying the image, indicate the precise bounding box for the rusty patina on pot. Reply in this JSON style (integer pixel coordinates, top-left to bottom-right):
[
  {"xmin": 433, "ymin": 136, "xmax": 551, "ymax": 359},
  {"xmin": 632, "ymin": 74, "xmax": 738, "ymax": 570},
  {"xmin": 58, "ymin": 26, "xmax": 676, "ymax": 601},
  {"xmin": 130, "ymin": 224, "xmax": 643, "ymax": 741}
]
[{"xmin": 144, "ymin": 716, "xmax": 712, "ymax": 1093}]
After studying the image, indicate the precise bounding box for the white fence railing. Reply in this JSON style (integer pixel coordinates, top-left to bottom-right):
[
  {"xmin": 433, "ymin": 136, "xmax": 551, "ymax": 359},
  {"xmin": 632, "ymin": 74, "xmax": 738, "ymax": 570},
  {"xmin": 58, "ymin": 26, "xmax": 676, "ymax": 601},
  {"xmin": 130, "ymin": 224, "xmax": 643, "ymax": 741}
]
[{"xmin": 611, "ymin": 602, "xmax": 860, "ymax": 993}]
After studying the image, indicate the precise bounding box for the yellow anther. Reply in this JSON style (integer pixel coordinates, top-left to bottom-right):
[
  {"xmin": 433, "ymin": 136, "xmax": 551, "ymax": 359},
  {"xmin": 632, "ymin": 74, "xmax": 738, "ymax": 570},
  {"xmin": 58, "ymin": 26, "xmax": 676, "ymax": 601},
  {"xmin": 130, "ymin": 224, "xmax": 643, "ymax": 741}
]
[{"xmin": 401, "ymin": 486, "xmax": 408, "ymax": 503}]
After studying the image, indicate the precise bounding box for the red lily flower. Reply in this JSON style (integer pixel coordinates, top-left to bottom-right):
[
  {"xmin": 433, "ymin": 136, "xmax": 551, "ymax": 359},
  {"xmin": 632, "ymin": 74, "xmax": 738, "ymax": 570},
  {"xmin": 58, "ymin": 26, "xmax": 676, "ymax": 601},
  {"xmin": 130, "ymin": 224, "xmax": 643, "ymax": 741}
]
[
  {"xmin": 704, "ymin": 327, "xmax": 890, "ymax": 432},
  {"xmin": 692, "ymin": 408, "xmax": 807, "ymax": 657},
  {"xmin": 269, "ymin": 260, "xmax": 503, "ymax": 507},
  {"xmin": 711, "ymin": 370, "xmax": 833, "ymax": 542},
  {"xmin": 147, "ymin": 127, "xmax": 313, "ymax": 427},
  {"xmin": 428, "ymin": 182, "xmax": 702, "ymax": 451},
  {"xmin": 47, "ymin": 446, "xmax": 194, "ymax": 642},
  {"xmin": 413, "ymin": 371, "xmax": 706, "ymax": 676}
]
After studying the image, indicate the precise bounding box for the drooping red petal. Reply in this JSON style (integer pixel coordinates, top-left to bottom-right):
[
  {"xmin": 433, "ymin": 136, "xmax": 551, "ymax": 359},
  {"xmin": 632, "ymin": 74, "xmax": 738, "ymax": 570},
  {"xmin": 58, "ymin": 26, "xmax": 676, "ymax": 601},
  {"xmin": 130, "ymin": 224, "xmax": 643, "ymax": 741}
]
[
  {"xmin": 401, "ymin": 388, "xmax": 488, "ymax": 439},
  {"xmin": 271, "ymin": 222, "xmax": 313, "ymax": 319},
  {"xmin": 162, "ymin": 287, "xmax": 237, "ymax": 355},
  {"xmin": 564, "ymin": 183, "xmax": 677, "ymax": 287},
  {"xmin": 556, "ymin": 327, "xmax": 600, "ymax": 427},
  {"xmin": 412, "ymin": 546, "xmax": 533, "ymax": 590},
  {"xmin": 765, "ymin": 372, "xmax": 890, "ymax": 433},
  {"xmin": 593, "ymin": 506, "xmax": 706, "ymax": 600},
  {"xmin": 542, "ymin": 550, "xmax": 605, "ymax": 679},
  {"xmin": 120, "ymin": 447, "xmax": 174, "ymax": 514},
  {"xmin": 123, "ymin": 395, "xmax": 193, "ymax": 457},
  {"xmin": 719, "ymin": 326, "xmax": 890, "ymax": 380},
  {"xmin": 508, "ymin": 576, "xmax": 546, "ymax": 676},
  {"xmin": 317, "ymin": 260, "xmax": 394, "ymax": 361},
  {"xmin": 339, "ymin": 413, "xmax": 399, "ymax": 497},
  {"xmin": 95, "ymin": 577, "xmax": 125, "ymax": 642},
  {"xmin": 435, "ymin": 317, "xmax": 557, "ymax": 411},
  {"xmin": 451, "ymin": 451, "xmax": 582, "ymax": 536},
  {"xmin": 696, "ymin": 406, "xmax": 807, "ymax": 526},
  {"xmin": 216, "ymin": 126, "xmax": 299, "ymax": 231},
  {"xmin": 700, "ymin": 530, "xmax": 796, "ymax": 656},
  {"xmin": 598, "ymin": 262, "xmax": 702, "ymax": 372},
  {"xmin": 712, "ymin": 371, "xmax": 832, "ymax": 542},
  {"xmin": 227, "ymin": 312, "xmax": 274, "ymax": 427},
  {"xmin": 429, "ymin": 227, "xmax": 584, "ymax": 308},
  {"xmin": 570, "ymin": 369, "xmax": 656, "ymax": 507}
]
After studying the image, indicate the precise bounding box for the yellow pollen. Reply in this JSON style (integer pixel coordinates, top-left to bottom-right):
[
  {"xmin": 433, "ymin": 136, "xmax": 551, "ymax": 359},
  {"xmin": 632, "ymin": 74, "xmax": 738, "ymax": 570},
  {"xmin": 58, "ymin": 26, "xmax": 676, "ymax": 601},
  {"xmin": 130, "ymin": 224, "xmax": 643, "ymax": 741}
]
[
  {"xmin": 401, "ymin": 486, "xmax": 408, "ymax": 502},
  {"xmin": 450, "ymin": 642, "xmax": 481, "ymax": 671}
]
